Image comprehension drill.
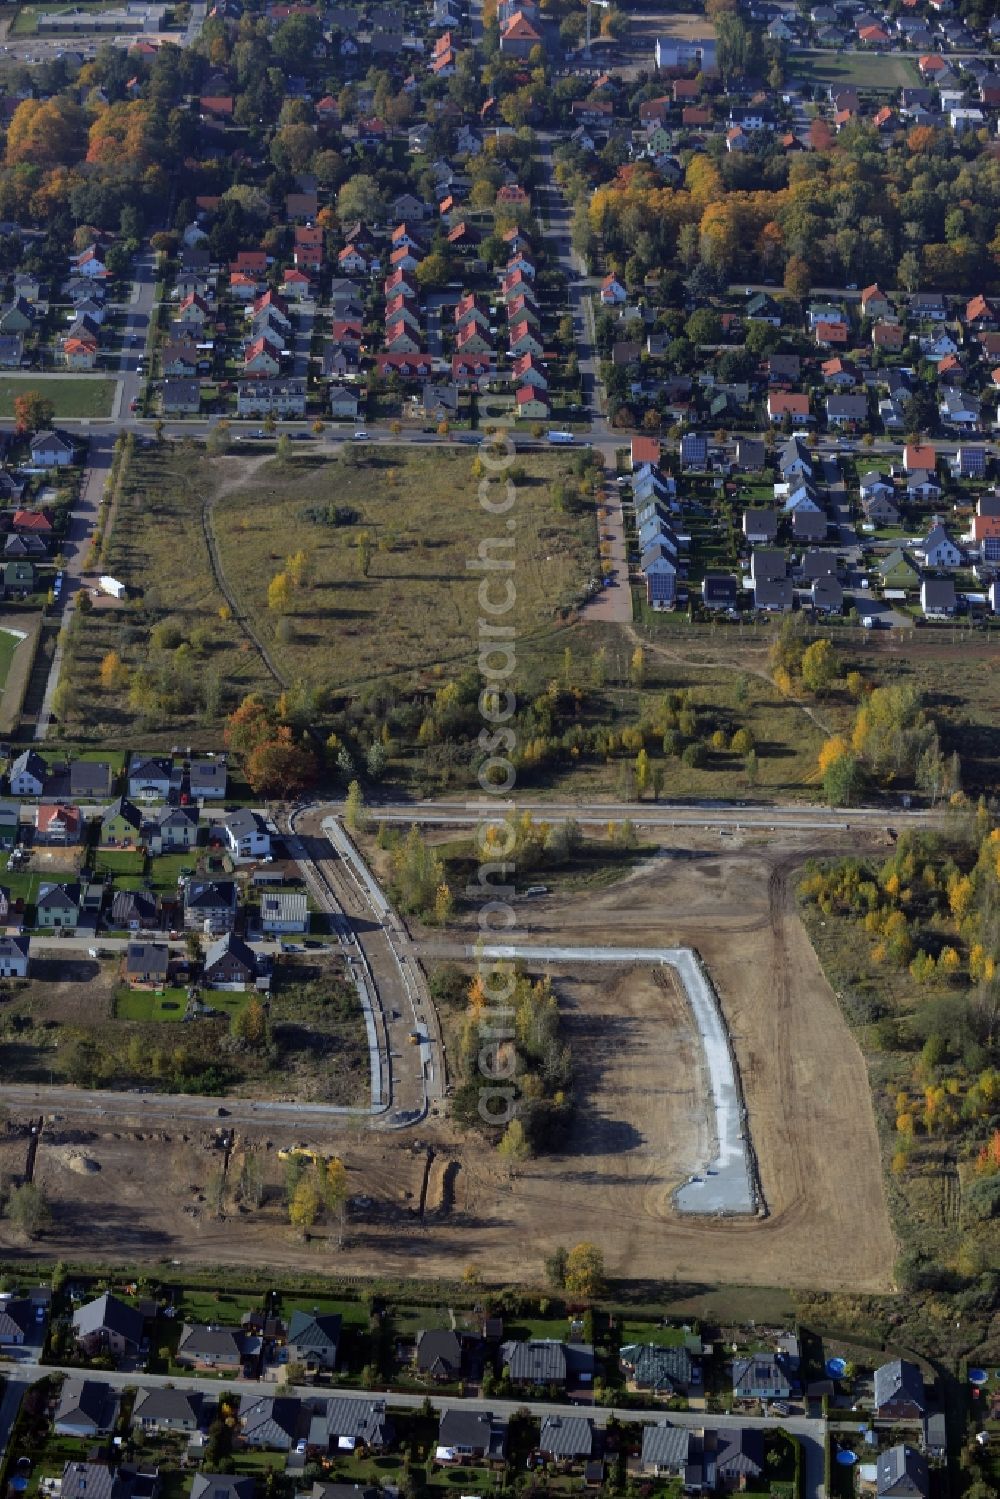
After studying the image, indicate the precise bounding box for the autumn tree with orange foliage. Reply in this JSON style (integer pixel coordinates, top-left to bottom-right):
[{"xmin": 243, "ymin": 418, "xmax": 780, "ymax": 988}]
[{"xmin": 5, "ymin": 97, "xmax": 86, "ymax": 168}]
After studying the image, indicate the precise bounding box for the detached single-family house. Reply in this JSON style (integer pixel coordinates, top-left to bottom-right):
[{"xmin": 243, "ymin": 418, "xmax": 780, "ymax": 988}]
[
  {"xmin": 128, "ymin": 756, "xmax": 172, "ymax": 801},
  {"xmin": 538, "ymin": 1416, "xmax": 595, "ymax": 1463},
  {"xmin": 110, "ymin": 888, "xmax": 159, "ymax": 933},
  {"xmin": 0, "ymin": 1297, "xmax": 34, "ymax": 1346},
  {"xmin": 0, "ymin": 935, "xmax": 30, "ymax": 978},
  {"xmin": 437, "ymin": 1409, "xmax": 507, "ymax": 1461},
  {"xmin": 54, "ymin": 1379, "xmax": 120, "ymax": 1437},
  {"xmin": 416, "ymin": 1329, "xmax": 463, "ymax": 1381},
  {"xmin": 36, "ymin": 881, "xmax": 81, "ymax": 930},
  {"xmin": 877, "ymin": 1444, "xmax": 928, "ymax": 1499},
  {"xmin": 146, "ymin": 804, "xmax": 198, "ymax": 854},
  {"xmin": 10, "ymin": 748, "xmax": 46, "ymax": 797},
  {"xmin": 239, "ymin": 1394, "xmax": 301, "ymax": 1450},
  {"xmin": 202, "ymin": 932, "xmax": 269, "ymax": 992},
  {"xmin": 620, "ymin": 1343, "xmax": 696, "ymax": 1395},
  {"xmin": 874, "ymin": 1360, "xmax": 927, "ymax": 1420},
  {"xmin": 132, "ymin": 1388, "xmax": 204, "ymax": 1434},
  {"xmin": 184, "ymin": 879, "xmax": 238, "ymax": 934},
  {"xmin": 72, "ymin": 1293, "xmax": 145, "ymax": 1360},
  {"xmin": 259, "ymin": 891, "xmax": 309, "ymax": 934},
  {"xmin": 35, "ymin": 802, "xmax": 82, "ymax": 847},
  {"xmin": 124, "ymin": 942, "xmax": 170, "ymax": 988},
  {"xmin": 920, "ymin": 523, "xmax": 962, "ymax": 569},
  {"xmin": 921, "ymin": 577, "xmax": 957, "ymax": 618},
  {"xmin": 732, "ymin": 1353, "xmax": 793, "ymax": 1402},
  {"xmin": 286, "ymin": 1310, "xmax": 341, "ymax": 1371},
  {"xmin": 102, "ymin": 797, "xmax": 144, "ymax": 848},
  {"xmin": 743, "ymin": 509, "xmax": 778, "ymax": 545},
  {"xmin": 176, "ymin": 1323, "xmax": 246, "ymax": 1371},
  {"xmin": 30, "ymin": 431, "xmax": 75, "ymax": 468},
  {"xmin": 221, "ymin": 808, "xmax": 270, "ymax": 862}
]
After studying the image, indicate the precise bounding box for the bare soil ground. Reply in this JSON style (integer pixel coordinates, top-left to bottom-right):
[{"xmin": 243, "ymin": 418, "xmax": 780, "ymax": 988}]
[{"xmin": 0, "ymin": 830, "xmax": 897, "ymax": 1295}]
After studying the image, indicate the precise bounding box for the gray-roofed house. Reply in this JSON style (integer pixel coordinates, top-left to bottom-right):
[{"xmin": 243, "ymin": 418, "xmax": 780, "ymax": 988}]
[
  {"xmin": 920, "ymin": 578, "xmax": 956, "ymax": 619},
  {"xmin": 753, "ymin": 576, "xmax": 794, "ymax": 613},
  {"xmin": 308, "ymin": 1398, "xmax": 394, "ymax": 1453},
  {"xmin": 640, "ymin": 1424, "xmax": 691, "ymax": 1478},
  {"xmin": 72, "ymin": 1293, "xmax": 145, "ymax": 1359},
  {"xmin": 735, "ymin": 437, "xmax": 766, "ymax": 471},
  {"xmin": 101, "ymin": 797, "xmax": 144, "ymax": 848},
  {"xmin": 132, "ymin": 1388, "xmax": 204, "ymax": 1433},
  {"xmin": 743, "ymin": 509, "xmax": 778, "ymax": 544},
  {"xmin": 502, "ymin": 1338, "xmax": 568, "ymax": 1386},
  {"xmin": 286, "ymin": 1309, "xmax": 340, "ymax": 1370},
  {"xmin": 0, "ymin": 935, "xmax": 30, "ymax": 978},
  {"xmin": 128, "ymin": 756, "xmax": 172, "ymax": 800},
  {"xmin": 702, "ymin": 572, "xmax": 738, "ymax": 612},
  {"xmin": 189, "ymin": 757, "xmax": 227, "ymax": 800},
  {"xmin": 732, "ymin": 1353, "xmax": 793, "ymax": 1402},
  {"xmin": 715, "ymin": 1427, "xmax": 764, "ymax": 1485},
  {"xmin": 162, "ymin": 378, "xmax": 202, "ymax": 416},
  {"xmin": 792, "ymin": 508, "xmax": 828, "ymax": 545},
  {"xmin": 437, "ymin": 1409, "xmax": 507, "ymax": 1460},
  {"xmin": 874, "ymin": 1360, "xmax": 926, "ymax": 1419},
  {"xmin": 176, "ymin": 1323, "xmax": 245, "ymax": 1371},
  {"xmin": 416, "ymin": 1328, "xmax": 463, "ymax": 1380},
  {"xmin": 0, "ymin": 1296, "xmax": 33, "ymax": 1346},
  {"xmin": 620, "ymin": 1343, "xmax": 695, "ymax": 1394},
  {"xmin": 876, "ymin": 1444, "xmax": 928, "ymax": 1499},
  {"xmin": 54, "ymin": 1378, "xmax": 120, "ymax": 1437},
  {"xmin": 538, "ymin": 1415, "xmax": 595, "ymax": 1461},
  {"xmin": 59, "ymin": 1464, "xmax": 122, "ymax": 1499},
  {"xmin": 203, "ymin": 932, "xmax": 269, "ymax": 992},
  {"xmin": 146, "ymin": 803, "xmax": 199, "ymax": 854},
  {"xmin": 239, "ymin": 1395, "xmax": 301, "ymax": 1450},
  {"xmin": 811, "ymin": 576, "xmax": 843, "ymax": 615},
  {"xmin": 70, "ymin": 760, "xmax": 114, "ymax": 799},
  {"xmin": 36, "ymin": 881, "xmax": 80, "ymax": 930},
  {"xmin": 259, "ymin": 891, "xmax": 309, "ymax": 934},
  {"xmin": 111, "ymin": 889, "xmax": 160, "ymax": 933},
  {"xmin": 221, "ymin": 808, "xmax": 271, "ymax": 862},
  {"xmin": 125, "ymin": 941, "xmax": 169, "ymax": 987},
  {"xmin": 10, "ymin": 747, "xmax": 46, "ymax": 796},
  {"xmin": 190, "ymin": 1477, "xmax": 255, "ymax": 1499},
  {"xmin": 184, "ymin": 879, "xmax": 238, "ymax": 934}
]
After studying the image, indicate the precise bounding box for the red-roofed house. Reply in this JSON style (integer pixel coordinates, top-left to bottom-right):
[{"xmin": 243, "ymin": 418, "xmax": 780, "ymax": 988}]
[
  {"xmin": 231, "ymin": 251, "xmax": 267, "ymax": 275},
  {"xmin": 376, "ymin": 353, "xmax": 432, "ymax": 378},
  {"xmin": 294, "ymin": 225, "xmax": 324, "ymax": 272},
  {"xmin": 815, "ymin": 321, "xmax": 848, "ymax": 347},
  {"xmin": 200, "ymin": 96, "xmax": 233, "ymax": 118},
  {"xmin": 918, "ymin": 54, "xmax": 945, "ymax": 78},
  {"xmin": 499, "ymin": 10, "xmax": 541, "ymax": 55},
  {"xmin": 861, "ymin": 284, "xmax": 891, "ymax": 320},
  {"xmin": 35, "ymin": 803, "xmax": 82, "ymax": 846},
  {"xmin": 516, "ymin": 385, "xmax": 550, "ymax": 419},
  {"xmin": 508, "ymin": 320, "xmax": 542, "ymax": 357},
  {"xmin": 631, "ymin": 435, "xmax": 660, "ymax": 469},
  {"xmin": 600, "ymin": 273, "xmax": 626, "ymax": 306},
  {"xmin": 873, "ymin": 322, "xmax": 905, "ymax": 352},
  {"xmin": 681, "ymin": 106, "xmax": 713, "ymax": 127},
  {"xmin": 512, "ymin": 353, "xmax": 547, "ymax": 390},
  {"xmin": 452, "ymin": 354, "xmax": 491, "ymax": 384},
  {"xmin": 243, "ymin": 336, "xmax": 282, "ymax": 376},
  {"xmin": 904, "ymin": 443, "xmax": 936, "ymax": 473},
  {"xmin": 13, "ymin": 509, "xmax": 53, "ymax": 534},
  {"xmin": 858, "ymin": 24, "xmax": 889, "ymax": 45},
  {"xmin": 767, "ymin": 391, "xmax": 811, "ymax": 422},
  {"xmin": 384, "ymin": 320, "xmax": 421, "ymax": 355},
  {"xmin": 966, "ymin": 295, "xmax": 997, "ymax": 330}
]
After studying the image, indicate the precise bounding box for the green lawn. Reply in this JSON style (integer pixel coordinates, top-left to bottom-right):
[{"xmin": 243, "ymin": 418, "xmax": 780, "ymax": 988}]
[
  {"xmin": 620, "ymin": 1321, "xmax": 690, "ymax": 1348},
  {"xmin": 114, "ymin": 987, "xmax": 254, "ymax": 1023},
  {"xmin": 0, "ymin": 377, "xmax": 116, "ymax": 419},
  {"xmin": 115, "ymin": 986, "xmax": 188, "ymax": 1022},
  {"xmin": 790, "ymin": 50, "xmax": 918, "ymax": 91},
  {"xmin": 147, "ymin": 851, "xmax": 199, "ymax": 891},
  {"xmin": 94, "ymin": 848, "xmax": 146, "ymax": 876},
  {"xmin": 0, "ymin": 626, "xmax": 25, "ymax": 692}
]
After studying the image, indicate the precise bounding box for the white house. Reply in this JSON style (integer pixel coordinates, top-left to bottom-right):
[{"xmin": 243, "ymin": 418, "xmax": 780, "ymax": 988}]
[
  {"xmin": 9, "ymin": 748, "xmax": 46, "ymax": 796},
  {"xmin": 920, "ymin": 523, "xmax": 962, "ymax": 569},
  {"xmin": 221, "ymin": 808, "xmax": 271, "ymax": 862}
]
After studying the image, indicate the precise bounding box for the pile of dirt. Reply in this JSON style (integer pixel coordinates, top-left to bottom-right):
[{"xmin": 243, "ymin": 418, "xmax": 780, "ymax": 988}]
[{"xmin": 53, "ymin": 1146, "xmax": 101, "ymax": 1174}]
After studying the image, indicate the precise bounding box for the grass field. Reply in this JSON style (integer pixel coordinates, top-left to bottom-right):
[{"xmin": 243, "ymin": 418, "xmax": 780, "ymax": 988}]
[
  {"xmin": 72, "ymin": 442, "xmax": 597, "ymax": 739},
  {"xmin": 790, "ymin": 50, "xmax": 919, "ymax": 91},
  {"xmin": 0, "ymin": 377, "xmax": 116, "ymax": 419},
  {"xmin": 11, "ymin": 1, "xmax": 128, "ymax": 34},
  {"xmin": 115, "ymin": 986, "xmax": 189, "ymax": 1022},
  {"xmin": 213, "ymin": 446, "xmax": 596, "ymax": 692},
  {"xmin": 0, "ymin": 626, "xmax": 25, "ymax": 690}
]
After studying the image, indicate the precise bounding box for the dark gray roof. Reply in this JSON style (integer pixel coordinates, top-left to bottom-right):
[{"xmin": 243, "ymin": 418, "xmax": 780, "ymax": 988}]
[
  {"xmin": 922, "ymin": 578, "xmax": 956, "ymax": 610},
  {"xmin": 538, "ymin": 1415, "xmax": 594, "ymax": 1459},
  {"xmin": 239, "ymin": 1394, "xmax": 301, "ymax": 1446},
  {"xmin": 60, "ymin": 1464, "xmax": 118, "ymax": 1499},
  {"xmin": 877, "ymin": 1443, "xmax": 928, "ymax": 1499},
  {"xmin": 416, "ymin": 1327, "xmax": 462, "ymax": 1376},
  {"xmin": 73, "ymin": 1292, "xmax": 145, "ymax": 1347},
  {"xmin": 620, "ymin": 1343, "xmax": 693, "ymax": 1390},
  {"xmin": 132, "ymin": 1387, "xmax": 203, "ymax": 1424},
  {"xmin": 190, "ymin": 1477, "xmax": 255, "ymax": 1499},
  {"xmin": 309, "ymin": 1398, "xmax": 393, "ymax": 1448},
  {"xmin": 112, "ymin": 889, "xmax": 158, "ymax": 926},
  {"xmin": 753, "ymin": 577, "xmax": 794, "ymax": 609},
  {"xmin": 287, "ymin": 1309, "xmax": 341, "ymax": 1352},
  {"xmin": 743, "ymin": 508, "xmax": 777, "ymax": 537},
  {"xmin": 874, "ymin": 1359, "xmax": 925, "ymax": 1413},
  {"xmin": 732, "ymin": 1353, "xmax": 792, "ymax": 1399},
  {"xmin": 715, "ymin": 1427, "xmax": 764, "ymax": 1477},
  {"xmin": 641, "ymin": 1424, "xmax": 690, "ymax": 1469},
  {"xmin": 185, "ymin": 879, "xmax": 237, "ymax": 911},
  {"xmin": 126, "ymin": 941, "xmax": 169, "ymax": 976},
  {"xmin": 0, "ymin": 1297, "xmax": 33, "ymax": 1339},
  {"xmin": 177, "ymin": 1323, "xmax": 243, "ymax": 1359},
  {"xmin": 205, "ymin": 931, "xmax": 259, "ymax": 974},
  {"xmin": 55, "ymin": 1379, "xmax": 119, "ymax": 1432},
  {"xmin": 70, "ymin": 761, "xmax": 112, "ymax": 796},
  {"xmin": 502, "ymin": 1338, "xmax": 567, "ymax": 1383},
  {"xmin": 438, "ymin": 1408, "xmax": 506, "ymax": 1456}
]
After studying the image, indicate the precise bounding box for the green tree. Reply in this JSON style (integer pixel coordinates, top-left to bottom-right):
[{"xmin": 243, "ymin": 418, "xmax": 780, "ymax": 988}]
[
  {"xmin": 289, "ymin": 1177, "xmax": 322, "ymax": 1235},
  {"xmin": 6, "ymin": 1183, "xmax": 50, "ymax": 1238},
  {"xmin": 344, "ymin": 778, "xmax": 366, "ymax": 832},
  {"xmin": 497, "ymin": 1117, "xmax": 531, "ymax": 1160},
  {"xmin": 823, "ymin": 752, "xmax": 865, "ymax": 807}
]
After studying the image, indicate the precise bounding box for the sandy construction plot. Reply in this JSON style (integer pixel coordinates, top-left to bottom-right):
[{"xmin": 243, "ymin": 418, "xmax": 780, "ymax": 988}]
[{"xmin": 0, "ymin": 838, "xmax": 897, "ymax": 1295}]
